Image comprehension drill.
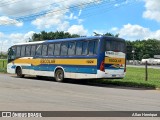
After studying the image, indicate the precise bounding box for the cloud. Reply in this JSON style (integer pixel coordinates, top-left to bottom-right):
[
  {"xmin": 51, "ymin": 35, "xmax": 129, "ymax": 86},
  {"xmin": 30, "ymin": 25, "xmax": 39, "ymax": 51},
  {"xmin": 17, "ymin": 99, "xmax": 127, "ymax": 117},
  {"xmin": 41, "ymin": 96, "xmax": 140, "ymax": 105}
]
[
  {"xmin": 31, "ymin": 7, "xmax": 68, "ymax": 29},
  {"xmin": 143, "ymin": 0, "xmax": 160, "ymax": 22},
  {"xmin": 0, "ymin": 16, "xmax": 23, "ymax": 26},
  {"xmin": 78, "ymin": 9, "xmax": 82, "ymax": 16},
  {"xmin": 111, "ymin": 23, "xmax": 160, "ymax": 40},
  {"xmin": 0, "ymin": 0, "xmax": 54, "ymax": 17},
  {"xmin": 0, "ymin": 32, "xmax": 4, "ymax": 37},
  {"xmin": 0, "ymin": 0, "xmax": 101, "ymax": 26},
  {"xmin": 57, "ymin": 21, "xmax": 70, "ymax": 31},
  {"xmin": 67, "ymin": 25, "xmax": 88, "ymax": 36},
  {"xmin": 0, "ymin": 31, "xmax": 35, "ymax": 52},
  {"xmin": 31, "ymin": 0, "xmax": 101, "ymax": 30}
]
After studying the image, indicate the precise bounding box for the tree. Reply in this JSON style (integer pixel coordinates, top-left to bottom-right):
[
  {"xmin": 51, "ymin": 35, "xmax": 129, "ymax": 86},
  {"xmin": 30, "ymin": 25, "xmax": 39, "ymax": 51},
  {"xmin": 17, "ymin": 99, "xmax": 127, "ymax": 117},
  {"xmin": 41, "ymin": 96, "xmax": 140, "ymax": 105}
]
[
  {"xmin": 126, "ymin": 39, "xmax": 160, "ymax": 60},
  {"xmin": 93, "ymin": 32, "xmax": 119, "ymax": 37},
  {"xmin": 31, "ymin": 31, "xmax": 80, "ymax": 41}
]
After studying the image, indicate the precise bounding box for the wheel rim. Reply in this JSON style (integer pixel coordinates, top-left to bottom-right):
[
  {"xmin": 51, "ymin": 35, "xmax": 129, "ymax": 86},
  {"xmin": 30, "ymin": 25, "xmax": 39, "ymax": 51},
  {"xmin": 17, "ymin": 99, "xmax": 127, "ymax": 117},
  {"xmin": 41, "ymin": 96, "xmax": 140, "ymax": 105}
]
[
  {"xmin": 57, "ymin": 72, "xmax": 62, "ymax": 81},
  {"xmin": 17, "ymin": 68, "xmax": 21, "ymax": 76},
  {"xmin": 56, "ymin": 70, "xmax": 63, "ymax": 81}
]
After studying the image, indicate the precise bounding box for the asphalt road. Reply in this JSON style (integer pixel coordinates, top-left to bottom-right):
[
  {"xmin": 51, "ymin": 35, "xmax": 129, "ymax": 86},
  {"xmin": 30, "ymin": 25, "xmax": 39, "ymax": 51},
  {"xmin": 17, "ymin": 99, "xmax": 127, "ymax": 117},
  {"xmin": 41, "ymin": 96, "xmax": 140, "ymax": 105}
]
[
  {"xmin": 0, "ymin": 73, "xmax": 160, "ymax": 112},
  {"xmin": 1, "ymin": 74, "xmax": 160, "ymax": 120}
]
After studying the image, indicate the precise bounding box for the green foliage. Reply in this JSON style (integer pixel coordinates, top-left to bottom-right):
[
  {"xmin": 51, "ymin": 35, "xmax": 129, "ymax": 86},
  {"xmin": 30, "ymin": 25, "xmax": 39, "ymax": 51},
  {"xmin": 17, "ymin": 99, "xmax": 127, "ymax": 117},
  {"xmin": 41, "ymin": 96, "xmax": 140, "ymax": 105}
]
[
  {"xmin": 0, "ymin": 59, "xmax": 7, "ymax": 73},
  {"xmin": 142, "ymin": 54, "xmax": 150, "ymax": 59},
  {"xmin": 0, "ymin": 53, "xmax": 7, "ymax": 59},
  {"xmin": 126, "ymin": 39, "xmax": 160, "ymax": 60},
  {"xmin": 32, "ymin": 31, "xmax": 80, "ymax": 41},
  {"xmin": 93, "ymin": 32, "xmax": 119, "ymax": 37}
]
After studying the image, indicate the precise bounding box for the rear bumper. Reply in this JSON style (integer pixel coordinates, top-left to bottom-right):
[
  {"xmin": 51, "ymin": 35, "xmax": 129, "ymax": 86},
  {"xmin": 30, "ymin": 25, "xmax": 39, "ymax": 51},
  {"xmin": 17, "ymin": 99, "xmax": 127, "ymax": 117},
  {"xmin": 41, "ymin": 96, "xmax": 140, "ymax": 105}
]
[{"xmin": 97, "ymin": 70, "xmax": 125, "ymax": 78}]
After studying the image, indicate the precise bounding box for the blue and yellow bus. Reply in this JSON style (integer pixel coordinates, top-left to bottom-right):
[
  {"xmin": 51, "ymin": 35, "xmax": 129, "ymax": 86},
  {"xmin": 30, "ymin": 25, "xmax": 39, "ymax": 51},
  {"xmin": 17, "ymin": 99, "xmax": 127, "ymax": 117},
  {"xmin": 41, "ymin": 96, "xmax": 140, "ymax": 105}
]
[{"xmin": 7, "ymin": 36, "xmax": 126, "ymax": 82}]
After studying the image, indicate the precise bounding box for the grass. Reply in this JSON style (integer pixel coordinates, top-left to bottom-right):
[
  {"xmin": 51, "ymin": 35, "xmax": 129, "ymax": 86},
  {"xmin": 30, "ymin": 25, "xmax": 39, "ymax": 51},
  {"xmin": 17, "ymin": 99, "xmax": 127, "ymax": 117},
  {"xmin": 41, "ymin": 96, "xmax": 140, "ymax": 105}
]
[
  {"xmin": 0, "ymin": 59, "xmax": 7, "ymax": 73},
  {"xmin": 92, "ymin": 67, "xmax": 160, "ymax": 89}
]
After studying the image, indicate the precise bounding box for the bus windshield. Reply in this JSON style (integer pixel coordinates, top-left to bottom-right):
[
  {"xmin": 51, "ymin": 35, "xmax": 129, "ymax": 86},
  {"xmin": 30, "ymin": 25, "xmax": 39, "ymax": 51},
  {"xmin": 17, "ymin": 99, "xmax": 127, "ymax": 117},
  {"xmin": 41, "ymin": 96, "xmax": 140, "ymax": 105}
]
[
  {"xmin": 106, "ymin": 40, "xmax": 126, "ymax": 53},
  {"xmin": 8, "ymin": 46, "xmax": 16, "ymax": 62}
]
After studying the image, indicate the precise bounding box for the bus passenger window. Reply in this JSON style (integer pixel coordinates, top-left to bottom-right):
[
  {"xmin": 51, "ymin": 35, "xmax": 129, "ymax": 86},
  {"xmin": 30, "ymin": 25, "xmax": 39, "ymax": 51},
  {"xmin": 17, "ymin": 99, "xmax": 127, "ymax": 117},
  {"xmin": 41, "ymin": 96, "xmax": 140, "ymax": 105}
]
[
  {"xmin": 54, "ymin": 43, "xmax": 61, "ymax": 56},
  {"xmin": 61, "ymin": 42, "xmax": 68, "ymax": 56},
  {"xmin": 26, "ymin": 46, "xmax": 31, "ymax": 56},
  {"xmin": 82, "ymin": 41, "xmax": 88, "ymax": 55},
  {"xmin": 31, "ymin": 45, "xmax": 36, "ymax": 56},
  {"xmin": 76, "ymin": 41, "xmax": 82, "ymax": 55},
  {"xmin": 68, "ymin": 42, "xmax": 75, "ymax": 55},
  {"xmin": 94, "ymin": 41, "xmax": 98, "ymax": 54},
  {"xmin": 36, "ymin": 45, "xmax": 42, "ymax": 56},
  {"xmin": 16, "ymin": 46, "xmax": 21, "ymax": 57},
  {"xmin": 21, "ymin": 46, "xmax": 26, "ymax": 57},
  {"xmin": 88, "ymin": 41, "xmax": 94, "ymax": 55},
  {"xmin": 48, "ymin": 44, "xmax": 54, "ymax": 56},
  {"xmin": 42, "ymin": 44, "xmax": 48, "ymax": 56},
  {"xmin": 106, "ymin": 41, "xmax": 111, "ymax": 51}
]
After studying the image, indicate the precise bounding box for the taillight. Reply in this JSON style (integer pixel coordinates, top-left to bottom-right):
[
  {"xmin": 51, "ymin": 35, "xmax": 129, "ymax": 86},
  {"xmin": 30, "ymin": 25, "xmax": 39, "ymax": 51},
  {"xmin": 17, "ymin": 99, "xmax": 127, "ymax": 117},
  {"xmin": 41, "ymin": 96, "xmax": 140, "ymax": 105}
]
[
  {"xmin": 100, "ymin": 60, "xmax": 105, "ymax": 72},
  {"xmin": 124, "ymin": 58, "xmax": 126, "ymax": 72}
]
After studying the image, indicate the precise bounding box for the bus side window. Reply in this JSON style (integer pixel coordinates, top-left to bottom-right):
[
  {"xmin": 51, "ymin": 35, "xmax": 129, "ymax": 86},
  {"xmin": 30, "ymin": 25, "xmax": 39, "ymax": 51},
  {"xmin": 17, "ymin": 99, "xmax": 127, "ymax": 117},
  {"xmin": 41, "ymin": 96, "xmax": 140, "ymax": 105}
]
[
  {"xmin": 94, "ymin": 41, "xmax": 98, "ymax": 54},
  {"xmin": 36, "ymin": 45, "xmax": 42, "ymax": 56},
  {"xmin": 21, "ymin": 46, "xmax": 26, "ymax": 57},
  {"xmin": 48, "ymin": 44, "xmax": 54, "ymax": 56},
  {"xmin": 31, "ymin": 45, "xmax": 36, "ymax": 56},
  {"xmin": 88, "ymin": 41, "xmax": 94, "ymax": 55},
  {"xmin": 76, "ymin": 41, "xmax": 82, "ymax": 55},
  {"xmin": 61, "ymin": 42, "xmax": 68, "ymax": 56},
  {"xmin": 26, "ymin": 45, "xmax": 31, "ymax": 56},
  {"xmin": 82, "ymin": 41, "xmax": 88, "ymax": 55},
  {"xmin": 16, "ymin": 46, "xmax": 21, "ymax": 57},
  {"xmin": 68, "ymin": 42, "xmax": 75, "ymax": 55},
  {"xmin": 54, "ymin": 43, "xmax": 61, "ymax": 56},
  {"xmin": 106, "ymin": 41, "xmax": 111, "ymax": 51},
  {"xmin": 42, "ymin": 44, "xmax": 48, "ymax": 56}
]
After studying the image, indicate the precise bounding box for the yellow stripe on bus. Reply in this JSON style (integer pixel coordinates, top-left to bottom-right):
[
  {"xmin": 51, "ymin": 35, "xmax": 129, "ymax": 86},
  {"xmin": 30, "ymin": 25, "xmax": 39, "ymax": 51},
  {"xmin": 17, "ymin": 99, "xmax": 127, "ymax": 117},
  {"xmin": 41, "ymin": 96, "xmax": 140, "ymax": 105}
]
[
  {"xmin": 13, "ymin": 58, "xmax": 97, "ymax": 66},
  {"xmin": 105, "ymin": 57, "xmax": 125, "ymax": 64}
]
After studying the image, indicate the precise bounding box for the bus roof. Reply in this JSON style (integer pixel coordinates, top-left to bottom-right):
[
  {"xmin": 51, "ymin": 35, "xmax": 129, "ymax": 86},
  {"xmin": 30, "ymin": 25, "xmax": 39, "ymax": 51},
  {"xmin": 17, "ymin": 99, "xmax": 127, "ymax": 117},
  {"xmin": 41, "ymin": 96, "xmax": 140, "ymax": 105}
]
[{"xmin": 13, "ymin": 36, "xmax": 125, "ymax": 46}]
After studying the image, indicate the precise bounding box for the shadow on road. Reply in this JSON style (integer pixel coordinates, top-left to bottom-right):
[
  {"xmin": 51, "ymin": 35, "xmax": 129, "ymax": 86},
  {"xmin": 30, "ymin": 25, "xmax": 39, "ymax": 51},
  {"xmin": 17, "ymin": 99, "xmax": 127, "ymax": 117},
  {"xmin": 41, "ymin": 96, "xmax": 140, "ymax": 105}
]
[{"xmin": 11, "ymin": 75, "xmax": 155, "ymax": 90}]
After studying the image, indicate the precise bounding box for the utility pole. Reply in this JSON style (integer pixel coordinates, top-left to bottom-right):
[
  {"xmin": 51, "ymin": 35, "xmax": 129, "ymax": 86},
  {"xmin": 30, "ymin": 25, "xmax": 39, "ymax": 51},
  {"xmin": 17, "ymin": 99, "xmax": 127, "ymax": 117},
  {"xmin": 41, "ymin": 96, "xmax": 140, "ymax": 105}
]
[
  {"xmin": 132, "ymin": 48, "xmax": 135, "ymax": 65},
  {"xmin": 0, "ymin": 39, "xmax": 3, "ymax": 59}
]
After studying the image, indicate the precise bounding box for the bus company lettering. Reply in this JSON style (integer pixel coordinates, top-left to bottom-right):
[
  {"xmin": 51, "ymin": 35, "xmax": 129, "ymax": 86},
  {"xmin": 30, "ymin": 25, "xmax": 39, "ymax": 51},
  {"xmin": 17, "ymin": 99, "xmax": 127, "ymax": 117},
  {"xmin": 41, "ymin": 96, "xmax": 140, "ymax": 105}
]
[
  {"xmin": 40, "ymin": 59, "xmax": 55, "ymax": 64},
  {"xmin": 109, "ymin": 58, "xmax": 121, "ymax": 63},
  {"xmin": 86, "ymin": 60, "xmax": 94, "ymax": 64},
  {"xmin": 106, "ymin": 51, "xmax": 118, "ymax": 55}
]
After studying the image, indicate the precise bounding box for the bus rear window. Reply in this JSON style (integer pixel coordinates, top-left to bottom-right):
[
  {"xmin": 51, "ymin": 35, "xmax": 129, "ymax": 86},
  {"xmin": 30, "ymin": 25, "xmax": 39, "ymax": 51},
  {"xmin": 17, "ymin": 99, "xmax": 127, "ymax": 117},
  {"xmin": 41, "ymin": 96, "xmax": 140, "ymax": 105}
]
[{"xmin": 106, "ymin": 40, "xmax": 125, "ymax": 52}]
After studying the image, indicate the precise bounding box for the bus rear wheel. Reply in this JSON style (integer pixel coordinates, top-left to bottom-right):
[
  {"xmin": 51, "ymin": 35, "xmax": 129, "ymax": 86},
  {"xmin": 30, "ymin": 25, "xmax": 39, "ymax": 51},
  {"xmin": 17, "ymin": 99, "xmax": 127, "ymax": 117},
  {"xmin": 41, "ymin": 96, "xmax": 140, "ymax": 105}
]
[
  {"xmin": 55, "ymin": 69, "xmax": 64, "ymax": 82},
  {"xmin": 16, "ymin": 67, "xmax": 24, "ymax": 78}
]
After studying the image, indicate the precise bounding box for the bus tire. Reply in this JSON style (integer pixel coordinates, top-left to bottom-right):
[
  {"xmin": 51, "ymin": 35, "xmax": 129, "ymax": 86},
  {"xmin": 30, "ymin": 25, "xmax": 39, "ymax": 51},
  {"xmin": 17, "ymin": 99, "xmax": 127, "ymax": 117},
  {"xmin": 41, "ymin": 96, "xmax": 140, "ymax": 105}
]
[
  {"xmin": 55, "ymin": 69, "xmax": 64, "ymax": 82},
  {"xmin": 36, "ymin": 75, "xmax": 42, "ymax": 79},
  {"xmin": 16, "ymin": 67, "xmax": 24, "ymax": 78}
]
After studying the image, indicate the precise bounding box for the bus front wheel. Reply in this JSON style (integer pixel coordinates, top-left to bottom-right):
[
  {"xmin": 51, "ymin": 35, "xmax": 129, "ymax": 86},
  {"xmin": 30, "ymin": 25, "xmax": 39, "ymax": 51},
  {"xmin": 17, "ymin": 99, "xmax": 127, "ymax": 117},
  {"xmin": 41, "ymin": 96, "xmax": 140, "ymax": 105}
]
[
  {"xmin": 55, "ymin": 69, "xmax": 64, "ymax": 82},
  {"xmin": 16, "ymin": 67, "xmax": 24, "ymax": 78}
]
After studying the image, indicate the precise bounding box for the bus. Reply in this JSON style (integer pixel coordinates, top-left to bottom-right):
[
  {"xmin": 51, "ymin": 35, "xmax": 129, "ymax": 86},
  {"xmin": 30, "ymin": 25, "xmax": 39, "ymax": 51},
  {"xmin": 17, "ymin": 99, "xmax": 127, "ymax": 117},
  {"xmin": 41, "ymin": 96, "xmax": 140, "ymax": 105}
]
[{"xmin": 7, "ymin": 36, "xmax": 126, "ymax": 82}]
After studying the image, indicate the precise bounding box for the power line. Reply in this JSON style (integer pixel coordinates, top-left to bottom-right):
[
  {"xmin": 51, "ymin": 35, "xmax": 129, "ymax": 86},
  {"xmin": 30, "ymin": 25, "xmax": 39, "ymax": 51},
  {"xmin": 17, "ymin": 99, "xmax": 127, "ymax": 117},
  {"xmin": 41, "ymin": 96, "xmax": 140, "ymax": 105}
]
[
  {"xmin": 0, "ymin": 0, "xmax": 22, "ymax": 7},
  {"xmin": 2, "ymin": 0, "xmax": 66, "ymax": 17},
  {"xmin": 0, "ymin": 0, "xmax": 138, "ymax": 33},
  {"xmin": 16, "ymin": 0, "xmax": 101, "ymax": 21},
  {"xmin": 0, "ymin": 0, "xmax": 115, "ymax": 27}
]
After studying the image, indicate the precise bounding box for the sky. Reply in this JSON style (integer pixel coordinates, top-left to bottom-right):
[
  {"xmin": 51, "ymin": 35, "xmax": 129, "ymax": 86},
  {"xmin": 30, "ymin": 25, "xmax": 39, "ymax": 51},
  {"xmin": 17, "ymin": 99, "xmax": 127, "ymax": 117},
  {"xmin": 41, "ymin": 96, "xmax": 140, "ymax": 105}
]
[{"xmin": 0, "ymin": 0, "xmax": 160, "ymax": 52}]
